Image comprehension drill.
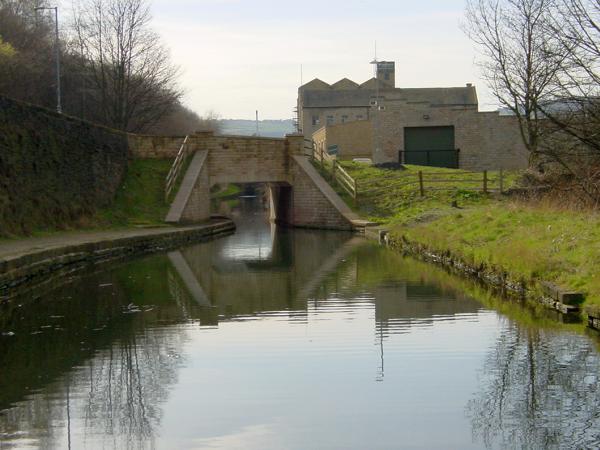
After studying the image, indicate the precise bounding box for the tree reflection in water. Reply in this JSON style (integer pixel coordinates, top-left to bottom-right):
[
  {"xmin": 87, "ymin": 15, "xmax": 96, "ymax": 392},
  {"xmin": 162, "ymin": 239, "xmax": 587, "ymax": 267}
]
[
  {"xmin": 468, "ymin": 320, "xmax": 600, "ymax": 449},
  {"xmin": 0, "ymin": 324, "xmax": 187, "ymax": 449},
  {"xmin": 4, "ymin": 207, "xmax": 600, "ymax": 449}
]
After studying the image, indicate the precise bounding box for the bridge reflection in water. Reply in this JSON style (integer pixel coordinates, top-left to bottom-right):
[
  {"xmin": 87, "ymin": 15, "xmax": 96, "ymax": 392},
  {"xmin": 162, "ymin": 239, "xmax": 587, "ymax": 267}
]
[
  {"xmin": 1, "ymin": 199, "xmax": 600, "ymax": 449},
  {"xmin": 165, "ymin": 199, "xmax": 482, "ymax": 332}
]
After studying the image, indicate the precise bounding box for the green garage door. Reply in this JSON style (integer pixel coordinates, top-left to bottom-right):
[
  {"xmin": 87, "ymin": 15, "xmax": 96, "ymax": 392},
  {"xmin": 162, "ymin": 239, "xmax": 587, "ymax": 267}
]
[{"xmin": 403, "ymin": 126, "xmax": 457, "ymax": 168}]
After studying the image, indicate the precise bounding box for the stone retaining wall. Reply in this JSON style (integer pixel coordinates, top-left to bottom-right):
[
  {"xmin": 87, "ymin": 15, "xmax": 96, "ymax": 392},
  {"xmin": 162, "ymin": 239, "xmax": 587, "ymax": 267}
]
[
  {"xmin": 128, "ymin": 134, "xmax": 185, "ymax": 159},
  {"xmin": 0, "ymin": 96, "xmax": 129, "ymax": 235},
  {"xmin": 377, "ymin": 102, "xmax": 529, "ymax": 170},
  {"xmin": 367, "ymin": 229, "xmax": 583, "ymax": 322}
]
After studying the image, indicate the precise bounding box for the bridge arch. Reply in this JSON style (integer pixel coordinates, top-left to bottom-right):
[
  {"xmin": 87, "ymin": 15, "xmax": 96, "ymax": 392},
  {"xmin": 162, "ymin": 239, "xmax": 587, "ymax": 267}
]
[{"xmin": 164, "ymin": 132, "xmax": 361, "ymax": 231}]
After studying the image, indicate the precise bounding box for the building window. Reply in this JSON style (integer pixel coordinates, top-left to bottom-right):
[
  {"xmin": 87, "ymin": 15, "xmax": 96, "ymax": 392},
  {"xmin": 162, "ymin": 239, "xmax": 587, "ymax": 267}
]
[
  {"xmin": 384, "ymin": 72, "xmax": 390, "ymax": 80},
  {"xmin": 312, "ymin": 116, "xmax": 320, "ymax": 126},
  {"xmin": 341, "ymin": 115, "xmax": 348, "ymax": 123},
  {"xmin": 326, "ymin": 115, "xmax": 334, "ymax": 125}
]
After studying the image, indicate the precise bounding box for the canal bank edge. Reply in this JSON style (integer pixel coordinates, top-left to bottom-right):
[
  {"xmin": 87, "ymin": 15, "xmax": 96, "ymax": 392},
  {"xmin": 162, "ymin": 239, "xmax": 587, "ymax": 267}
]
[
  {"xmin": 0, "ymin": 219, "xmax": 235, "ymax": 301},
  {"xmin": 364, "ymin": 226, "xmax": 600, "ymax": 330}
]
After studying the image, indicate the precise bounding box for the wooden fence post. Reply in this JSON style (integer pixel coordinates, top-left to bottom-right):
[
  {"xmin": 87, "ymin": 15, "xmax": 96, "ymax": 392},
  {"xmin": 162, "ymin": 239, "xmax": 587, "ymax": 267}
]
[
  {"xmin": 418, "ymin": 171, "xmax": 424, "ymax": 197},
  {"xmin": 483, "ymin": 170, "xmax": 488, "ymax": 194},
  {"xmin": 499, "ymin": 169, "xmax": 504, "ymax": 193},
  {"xmin": 320, "ymin": 146, "xmax": 324, "ymax": 169}
]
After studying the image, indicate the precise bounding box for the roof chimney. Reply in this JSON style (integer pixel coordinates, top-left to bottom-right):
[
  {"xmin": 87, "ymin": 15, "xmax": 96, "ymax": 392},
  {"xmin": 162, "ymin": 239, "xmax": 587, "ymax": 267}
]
[{"xmin": 376, "ymin": 61, "xmax": 395, "ymax": 88}]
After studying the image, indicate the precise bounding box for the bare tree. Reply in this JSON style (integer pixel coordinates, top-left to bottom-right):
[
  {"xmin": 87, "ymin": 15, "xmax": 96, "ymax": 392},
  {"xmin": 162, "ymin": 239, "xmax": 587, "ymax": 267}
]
[
  {"xmin": 145, "ymin": 105, "xmax": 222, "ymax": 135},
  {"xmin": 542, "ymin": 1, "xmax": 600, "ymax": 151},
  {"xmin": 463, "ymin": 0, "xmax": 564, "ymax": 166},
  {"xmin": 197, "ymin": 109, "xmax": 222, "ymax": 133},
  {"xmin": 0, "ymin": 0, "xmax": 57, "ymax": 106},
  {"xmin": 71, "ymin": 0, "xmax": 181, "ymax": 132}
]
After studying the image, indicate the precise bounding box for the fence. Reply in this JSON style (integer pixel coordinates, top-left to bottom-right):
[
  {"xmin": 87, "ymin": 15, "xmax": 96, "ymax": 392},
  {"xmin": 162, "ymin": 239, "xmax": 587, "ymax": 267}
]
[
  {"xmin": 416, "ymin": 169, "xmax": 505, "ymax": 195},
  {"xmin": 308, "ymin": 139, "xmax": 506, "ymax": 203},
  {"xmin": 360, "ymin": 169, "xmax": 506, "ymax": 198},
  {"xmin": 165, "ymin": 135, "xmax": 190, "ymax": 201},
  {"xmin": 310, "ymin": 140, "xmax": 358, "ymax": 203}
]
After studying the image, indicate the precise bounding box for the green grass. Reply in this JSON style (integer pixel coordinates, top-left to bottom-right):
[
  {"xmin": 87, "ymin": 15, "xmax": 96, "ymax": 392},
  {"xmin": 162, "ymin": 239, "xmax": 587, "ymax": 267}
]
[
  {"xmin": 211, "ymin": 184, "xmax": 242, "ymax": 199},
  {"xmin": 334, "ymin": 161, "xmax": 520, "ymax": 226},
  {"xmin": 95, "ymin": 159, "xmax": 172, "ymax": 228},
  {"xmin": 394, "ymin": 203, "xmax": 600, "ymax": 311},
  {"xmin": 0, "ymin": 159, "xmax": 173, "ymax": 241},
  {"xmin": 320, "ymin": 160, "xmax": 600, "ymax": 314}
]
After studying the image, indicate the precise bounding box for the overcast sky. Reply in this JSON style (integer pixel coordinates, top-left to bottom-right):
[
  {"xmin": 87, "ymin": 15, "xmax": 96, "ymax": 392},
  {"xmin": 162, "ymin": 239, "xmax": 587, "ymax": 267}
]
[{"xmin": 63, "ymin": 0, "xmax": 497, "ymax": 119}]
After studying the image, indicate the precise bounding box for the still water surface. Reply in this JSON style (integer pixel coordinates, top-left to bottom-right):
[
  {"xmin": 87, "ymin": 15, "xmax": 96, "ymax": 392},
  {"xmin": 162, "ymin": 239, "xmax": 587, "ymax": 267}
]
[{"xmin": 1, "ymin": 203, "xmax": 600, "ymax": 449}]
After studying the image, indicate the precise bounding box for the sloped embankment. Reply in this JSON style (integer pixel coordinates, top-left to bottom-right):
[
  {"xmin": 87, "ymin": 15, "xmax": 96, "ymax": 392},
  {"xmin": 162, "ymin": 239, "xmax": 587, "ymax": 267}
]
[{"xmin": 338, "ymin": 162, "xmax": 600, "ymax": 320}]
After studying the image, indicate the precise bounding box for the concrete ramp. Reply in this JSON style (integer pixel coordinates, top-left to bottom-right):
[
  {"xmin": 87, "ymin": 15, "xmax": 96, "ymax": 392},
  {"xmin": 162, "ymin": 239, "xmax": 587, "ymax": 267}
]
[
  {"xmin": 167, "ymin": 251, "xmax": 211, "ymax": 306},
  {"xmin": 296, "ymin": 236, "xmax": 365, "ymax": 300},
  {"xmin": 165, "ymin": 151, "xmax": 209, "ymax": 224}
]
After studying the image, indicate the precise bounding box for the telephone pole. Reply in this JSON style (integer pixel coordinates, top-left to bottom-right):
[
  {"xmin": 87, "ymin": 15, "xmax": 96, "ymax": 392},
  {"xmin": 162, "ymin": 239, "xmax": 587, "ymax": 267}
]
[{"xmin": 35, "ymin": 6, "xmax": 62, "ymax": 113}]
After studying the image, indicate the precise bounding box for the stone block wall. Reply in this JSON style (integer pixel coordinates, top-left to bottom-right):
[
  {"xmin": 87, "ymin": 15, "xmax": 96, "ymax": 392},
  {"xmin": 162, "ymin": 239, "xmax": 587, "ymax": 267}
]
[
  {"xmin": 301, "ymin": 106, "xmax": 370, "ymax": 138},
  {"xmin": 268, "ymin": 184, "xmax": 293, "ymax": 225},
  {"xmin": 458, "ymin": 112, "xmax": 529, "ymax": 170},
  {"xmin": 128, "ymin": 134, "xmax": 185, "ymax": 159},
  {"xmin": 0, "ymin": 95, "xmax": 129, "ymax": 235},
  {"xmin": 180, "ymin": 133, "xmax": 304, "ymax": 185},
  {"xmin": 204, "ymin": 136, "xmax": 290, "ymax": 185},
  {"xmin": 289, "ymin": 158, "xmax": 353, "ymax": 230},
  {"xmin": 377, "ymin": 101, "xmax": 529, "ymax": 170},
  {"xmin": 312, "ymin": 120, "xmax": 373, "ymax": 160},
  {"xmin": 167, "ymin": 134, "xmax": 354, "ymax": 230}
]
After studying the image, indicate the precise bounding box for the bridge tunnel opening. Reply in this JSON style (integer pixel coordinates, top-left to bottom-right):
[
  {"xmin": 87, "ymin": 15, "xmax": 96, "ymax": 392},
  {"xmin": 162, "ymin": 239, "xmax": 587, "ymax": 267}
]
[{"xmin": 210, "ymin": 182, "xmax": 293, "ymax": 229}]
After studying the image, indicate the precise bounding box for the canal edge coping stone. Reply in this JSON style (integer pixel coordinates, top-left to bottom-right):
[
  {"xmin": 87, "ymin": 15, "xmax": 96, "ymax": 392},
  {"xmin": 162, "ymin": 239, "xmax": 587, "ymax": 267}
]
[
  {"xmin": 0, "ymin": 219, "xmax": 235, "ymax": 300},
  {"xmin": 363, "ymin": 227, "xmax": 597, "ymax": 330}
]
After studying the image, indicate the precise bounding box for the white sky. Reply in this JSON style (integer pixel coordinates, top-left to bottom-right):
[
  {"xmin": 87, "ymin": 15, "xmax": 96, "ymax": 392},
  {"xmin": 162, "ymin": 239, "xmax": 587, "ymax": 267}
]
[{"xmin": 60, "ymin": 0, "xmax": 497, "ymax": 119}]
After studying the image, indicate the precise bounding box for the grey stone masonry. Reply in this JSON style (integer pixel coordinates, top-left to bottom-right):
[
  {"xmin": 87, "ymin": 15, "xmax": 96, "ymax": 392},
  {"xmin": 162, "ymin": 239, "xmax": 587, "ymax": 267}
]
[{"xmin": 164, "ymin": 132, "xmax": 359, "ymax": 231}]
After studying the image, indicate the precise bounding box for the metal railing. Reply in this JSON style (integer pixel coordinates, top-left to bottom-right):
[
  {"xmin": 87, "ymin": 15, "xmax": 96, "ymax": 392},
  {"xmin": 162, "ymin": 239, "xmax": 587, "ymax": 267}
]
[
  {"xmin": 165, "ymin": 135, "xmax": 190, "ymax": 201},
  {"xmin": 399, "ymin": 149, "xmax": 460, "ymax": 169}
]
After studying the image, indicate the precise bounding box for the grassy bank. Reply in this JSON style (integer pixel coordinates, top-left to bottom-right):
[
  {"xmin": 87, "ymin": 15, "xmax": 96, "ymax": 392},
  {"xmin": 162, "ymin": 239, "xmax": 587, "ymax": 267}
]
[
  {"xmin": 1, "ymin": 156, "xmax": 245, "ymax": 241},
  {"xmin": 336, "ymin": 161, "xmax": 600, "ymax": 314},
  {"xmin": 95, "ymin": 159, "xmax": 172, "ymax": 228},
  {"xmin": 0, "ymin": 159, "xmax": 173, "ymax": 241}
]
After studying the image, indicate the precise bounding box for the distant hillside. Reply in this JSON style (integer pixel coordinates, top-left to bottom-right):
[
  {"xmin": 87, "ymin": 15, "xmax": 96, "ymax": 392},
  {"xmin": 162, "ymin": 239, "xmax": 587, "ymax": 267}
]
[{"xmin": 219, "ymin": 119, "xmax": 296, "ymax": 138}]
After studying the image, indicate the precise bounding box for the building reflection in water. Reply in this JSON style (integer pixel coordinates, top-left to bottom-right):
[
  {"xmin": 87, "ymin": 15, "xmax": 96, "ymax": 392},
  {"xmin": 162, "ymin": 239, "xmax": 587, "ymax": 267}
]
[{"xmin": 0, "ymin": 199, "xmax": 599, "ymax": 449}]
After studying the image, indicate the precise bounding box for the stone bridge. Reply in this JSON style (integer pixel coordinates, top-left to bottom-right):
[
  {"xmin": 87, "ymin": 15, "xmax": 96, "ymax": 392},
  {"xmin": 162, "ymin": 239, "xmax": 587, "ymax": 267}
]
[{"xmin": 150, "ymin": 132, "xmax": 363, "ymax": 231}]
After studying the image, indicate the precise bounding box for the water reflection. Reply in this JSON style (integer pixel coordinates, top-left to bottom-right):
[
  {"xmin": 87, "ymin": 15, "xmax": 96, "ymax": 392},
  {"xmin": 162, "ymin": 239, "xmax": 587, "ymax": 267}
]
[
  {"xmin": 468, "ymin": 324, "xmax": 600, "ymax": 448},
  {"xmin": 0, "ymin": 200, "xmax": 599, "ymax": 449}
]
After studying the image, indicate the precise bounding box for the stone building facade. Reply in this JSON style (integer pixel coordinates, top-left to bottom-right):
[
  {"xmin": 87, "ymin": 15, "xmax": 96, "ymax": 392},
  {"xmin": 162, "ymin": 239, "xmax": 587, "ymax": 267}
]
[
  {"xmin": 312, "ymin": 119, "xmax": 373, "ymax": 161},
  {"xmin": 298, "ymin": 61, "xmax": 529, "ymax": 170}
]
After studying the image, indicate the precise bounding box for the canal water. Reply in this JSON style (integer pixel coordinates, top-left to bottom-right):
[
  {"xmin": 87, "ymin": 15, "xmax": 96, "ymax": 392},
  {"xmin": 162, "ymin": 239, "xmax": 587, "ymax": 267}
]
[{"xmin": 1, "ymin": 200, "xmax": 600, "ymax": 449}]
